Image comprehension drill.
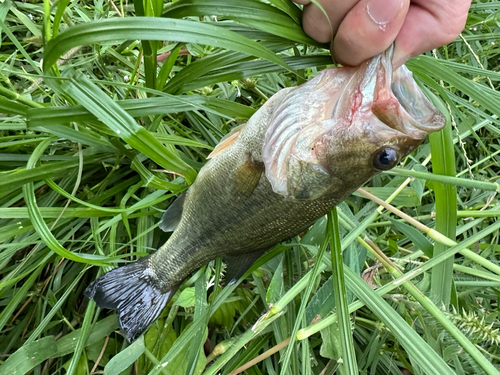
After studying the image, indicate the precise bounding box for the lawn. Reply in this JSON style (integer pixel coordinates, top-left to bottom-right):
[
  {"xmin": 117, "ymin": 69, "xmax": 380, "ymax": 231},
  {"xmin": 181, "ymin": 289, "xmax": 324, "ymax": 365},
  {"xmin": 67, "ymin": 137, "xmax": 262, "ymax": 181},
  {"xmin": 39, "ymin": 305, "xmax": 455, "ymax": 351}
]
[{"xmin": 0, "ymin": 0, "xmax": 499, "ymax": 374}]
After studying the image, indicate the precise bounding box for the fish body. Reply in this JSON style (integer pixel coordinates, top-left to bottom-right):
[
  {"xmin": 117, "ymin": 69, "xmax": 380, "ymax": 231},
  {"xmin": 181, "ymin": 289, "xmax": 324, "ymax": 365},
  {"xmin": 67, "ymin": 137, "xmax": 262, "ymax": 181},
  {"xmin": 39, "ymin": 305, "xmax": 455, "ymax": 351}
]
[{"xmin": 85, "ymin": 48, "xmax": 445, "ymax": 341}]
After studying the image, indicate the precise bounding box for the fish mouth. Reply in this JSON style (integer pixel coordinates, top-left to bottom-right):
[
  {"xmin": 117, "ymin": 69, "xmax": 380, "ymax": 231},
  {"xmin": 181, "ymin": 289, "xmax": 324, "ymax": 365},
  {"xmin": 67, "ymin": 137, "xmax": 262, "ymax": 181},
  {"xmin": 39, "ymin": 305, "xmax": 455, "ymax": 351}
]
[
  {"xmin": 368, "ymin": 46, "xmax": 446, "ymax": 140},
  {"xmin": 390, "ymin": 66, "xmax": 445, "ymax": 133}
]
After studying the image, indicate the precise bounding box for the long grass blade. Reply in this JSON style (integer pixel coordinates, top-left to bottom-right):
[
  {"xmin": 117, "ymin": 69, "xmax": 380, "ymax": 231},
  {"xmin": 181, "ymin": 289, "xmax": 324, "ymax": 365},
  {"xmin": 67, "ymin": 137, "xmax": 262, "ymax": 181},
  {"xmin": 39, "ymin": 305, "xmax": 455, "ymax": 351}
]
[
  {"xmin": 428, "ymin": 94, "xmax": 457, "ymax": 306},
  {"xmin": 163, "ymin": 0, "xmax": 321, "ymax": 47},
  {"xmin": 63, "ymin": 73, "xmax": 197, "ymax": 183},
  {"xmin": 343, "ymin": 267, "xmax": 455, "ymax": 375},
  {"xmin": 42, "ymin": 17, "xmax": 293, "ymax": 72},
  {"xmin": 328, "ymin": 209, "xmax": 358, "ymax": 374}
]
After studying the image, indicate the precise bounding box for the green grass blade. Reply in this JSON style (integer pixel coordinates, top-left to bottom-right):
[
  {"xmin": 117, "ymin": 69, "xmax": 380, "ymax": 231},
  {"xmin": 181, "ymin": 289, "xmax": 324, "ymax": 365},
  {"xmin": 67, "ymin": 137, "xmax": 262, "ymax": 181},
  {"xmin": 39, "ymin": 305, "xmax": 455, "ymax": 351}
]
[
  {"xmin": 52, "ymin": 0, "xmax": 71, "ymax": 38},
  {"xmin": 27, "ymin": 95, "xmax": 256, "ymax": 126},
  {"xmin": 42, "ymin": 17, "xmax": 293, "ymax": 73},
  {"xmin": 328, "ymin": 209, "xmax": 358, "ymax": 374},
  {"xmin": 0, "ymin": 265, "xmax": 45, "ymax": 335},
  {"xmin": 186, "ymin": 269, "xmax": 208, "ymax": 375},
  {"xmin": 0, "ymin": 336, "xmax": 58, "ymax": 375},
  {"xmin": 25, "ymin": 269, "xmax": 86, "ymax": 345},
  {"xmin": 0, "ymin": 18, "xmax": 41, "ymax": 74},
  {"xmin": 54, "ymin": 315, "xmax": 119, "ymax": 357},
  {"xmin": 22, "ymin": 140, "xmax": 110, "ymax": 265},
  {"xmin": 267, "ymin": 0, "xmax": 302, "ymax": 24},
  {"xmin": 407, "ymin": 56, "xmax": 500, "ymax": 119},
  {"xmin": 149, "ymin": 246, "xmax": 286, "ymax": 375},
  {"xmin": 177, "ymin": 55, "xmax": 332, "ymax": 93},
  {"xmin": 279, "ymin": 235, "xmax": 329, "ymax": 374},
  {"xmin": 163, "ymin": 50, "xmax": 250, "ymax": 94},
  {"xmin": 35, "ymin": 124, "xmax": 115, "ymax": 150},
  {"xmin": 0, "ymin": 97, "xmax": 29, "ymax": 116},
  {"xmin": 385, "ymin": 168, "xmax": 499, "ymax": 192},
  {"xmin": 0, "ymin": 158, "xmax": 86, "ymax": 194},
  {"xmin": 343, "ymin": 267, "xmax": 455, "ymax": 375},
  {"xmin": 163, "ymin": 0, "xmax": 321, "ymax": 47},
  {"xmin": 62, "ymin": 73, "xmax": 197, "ymax": 183},
  {"xmin": 104, "ymin": 336, "xmax": 146, "ymax": 375},
  {"xmin": 157, "ymin": 43, "xmax": 182, "ymax": 90},
  {"xmin": 428, "ymin": 94, "xmax": 457, "ymax": 306},
  {"xmin": 66, "ymin": 300, "xmax": 96, "ymax": 375}
]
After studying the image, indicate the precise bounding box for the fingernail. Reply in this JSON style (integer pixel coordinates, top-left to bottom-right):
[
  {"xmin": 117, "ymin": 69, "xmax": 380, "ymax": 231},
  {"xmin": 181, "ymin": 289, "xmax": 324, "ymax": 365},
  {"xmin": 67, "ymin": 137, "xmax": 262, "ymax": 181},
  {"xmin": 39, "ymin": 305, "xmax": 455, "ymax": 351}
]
[
  {"xmin": 393, "ymin": 54, "xmax": 411, "ymax": 69},
  {"xmin": 329, "ymin": 40, "xmax": 338, "ymax": 65},
  {"xmin": 366, "ymin": 0, "xmax": 402, "ymax": 29},
  {"xmin": 393, "ymin": 45, "xmax": 411, "ymax": 69}
]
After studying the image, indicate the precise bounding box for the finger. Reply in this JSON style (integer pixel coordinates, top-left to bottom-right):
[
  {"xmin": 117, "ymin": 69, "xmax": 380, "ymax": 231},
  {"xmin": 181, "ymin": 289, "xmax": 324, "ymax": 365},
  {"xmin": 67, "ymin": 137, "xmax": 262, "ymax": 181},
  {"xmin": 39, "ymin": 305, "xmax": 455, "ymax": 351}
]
[
  {"xmin": 332, "ymin": 0, "xmax": 409, "ymax": 66},
  {"xmin": 393, "ymin": 0, "xmax": 471, "ymax": 68},
  {"xmin": 302, "ymin": 0, "xmax": 359, "ymax": 43}
]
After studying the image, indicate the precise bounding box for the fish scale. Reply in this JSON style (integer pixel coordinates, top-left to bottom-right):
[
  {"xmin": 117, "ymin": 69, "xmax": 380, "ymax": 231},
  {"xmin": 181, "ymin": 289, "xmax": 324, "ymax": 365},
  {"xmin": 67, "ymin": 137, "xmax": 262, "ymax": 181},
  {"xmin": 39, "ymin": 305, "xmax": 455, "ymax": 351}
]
[{"xmin": 85, "ymin": 47, "xmax": 445, "ymax": 342}]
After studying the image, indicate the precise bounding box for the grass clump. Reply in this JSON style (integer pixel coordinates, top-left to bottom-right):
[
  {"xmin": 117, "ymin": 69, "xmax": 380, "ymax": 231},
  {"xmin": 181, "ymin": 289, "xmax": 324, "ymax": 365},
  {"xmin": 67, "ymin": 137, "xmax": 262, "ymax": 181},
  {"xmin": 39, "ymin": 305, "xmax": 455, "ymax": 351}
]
[{"xmin": 1, "ymin": 1, "xmax": 500, "ymax": 374}]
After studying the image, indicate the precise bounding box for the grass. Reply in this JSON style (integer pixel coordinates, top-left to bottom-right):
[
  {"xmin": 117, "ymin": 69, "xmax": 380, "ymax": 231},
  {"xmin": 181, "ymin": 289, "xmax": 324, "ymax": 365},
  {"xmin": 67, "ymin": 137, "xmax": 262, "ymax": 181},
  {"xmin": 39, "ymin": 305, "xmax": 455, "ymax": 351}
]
[{"xmin": 0, "ymin": 0, "xmax": 499, "ymax": 374}]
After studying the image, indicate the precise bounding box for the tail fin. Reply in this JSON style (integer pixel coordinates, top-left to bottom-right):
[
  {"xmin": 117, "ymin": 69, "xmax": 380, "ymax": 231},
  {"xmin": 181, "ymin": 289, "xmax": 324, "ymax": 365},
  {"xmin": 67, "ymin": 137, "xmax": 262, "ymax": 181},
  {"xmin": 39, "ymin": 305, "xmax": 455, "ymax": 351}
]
[{"xmin": 84, "ymin": 259, "xmax": 178, "ymax": 342}]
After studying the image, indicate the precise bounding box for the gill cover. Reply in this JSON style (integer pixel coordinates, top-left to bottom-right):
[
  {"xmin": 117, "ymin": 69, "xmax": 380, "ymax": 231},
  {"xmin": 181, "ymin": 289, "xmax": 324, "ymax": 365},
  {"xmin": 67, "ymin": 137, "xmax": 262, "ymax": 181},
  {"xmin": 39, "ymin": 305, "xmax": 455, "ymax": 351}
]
[
  {"xmin": 262, "ymin": 46, "xmax": 443, "ymax": 200},
  {"xmin": 261, "ymin": 67, "xmax": 353, "ymax": 200}
]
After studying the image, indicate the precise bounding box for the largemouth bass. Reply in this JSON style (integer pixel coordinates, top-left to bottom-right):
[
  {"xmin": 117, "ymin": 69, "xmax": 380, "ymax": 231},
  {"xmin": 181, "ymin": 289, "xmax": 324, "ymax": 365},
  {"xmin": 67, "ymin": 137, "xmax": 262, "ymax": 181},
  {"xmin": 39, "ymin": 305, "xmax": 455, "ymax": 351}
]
[{"xmin": 85, "ymin": 48, "xmax": 445, "ymax": 342}]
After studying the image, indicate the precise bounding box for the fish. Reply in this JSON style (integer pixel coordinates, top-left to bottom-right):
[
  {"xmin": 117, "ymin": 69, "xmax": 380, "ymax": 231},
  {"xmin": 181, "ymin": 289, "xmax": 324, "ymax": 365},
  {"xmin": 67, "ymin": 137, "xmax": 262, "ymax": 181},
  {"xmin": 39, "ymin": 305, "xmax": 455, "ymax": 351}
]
[{"xmin": 85, "ymin": 47, "xmax": 445, "ymax": 342}]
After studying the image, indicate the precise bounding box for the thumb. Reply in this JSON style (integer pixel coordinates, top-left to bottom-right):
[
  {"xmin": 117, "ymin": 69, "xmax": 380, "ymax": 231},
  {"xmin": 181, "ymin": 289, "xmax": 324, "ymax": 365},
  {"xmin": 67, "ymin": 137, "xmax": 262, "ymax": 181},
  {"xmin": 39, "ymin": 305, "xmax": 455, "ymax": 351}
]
[{"xmin": 332, "ymin": 0, "xmax": 409, "ymax": 66}]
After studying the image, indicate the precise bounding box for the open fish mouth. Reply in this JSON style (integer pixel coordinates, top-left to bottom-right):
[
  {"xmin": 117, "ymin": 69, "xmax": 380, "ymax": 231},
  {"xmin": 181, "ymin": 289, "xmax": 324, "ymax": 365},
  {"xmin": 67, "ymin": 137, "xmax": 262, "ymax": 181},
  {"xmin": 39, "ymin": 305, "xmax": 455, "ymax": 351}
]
[
  {"xmin": 367, "ymin": 46, "xmax": 446, "ymax": 140},
  {"xmin": 391, "ymin": 65, "xmax": 445, "ymax": 133}
]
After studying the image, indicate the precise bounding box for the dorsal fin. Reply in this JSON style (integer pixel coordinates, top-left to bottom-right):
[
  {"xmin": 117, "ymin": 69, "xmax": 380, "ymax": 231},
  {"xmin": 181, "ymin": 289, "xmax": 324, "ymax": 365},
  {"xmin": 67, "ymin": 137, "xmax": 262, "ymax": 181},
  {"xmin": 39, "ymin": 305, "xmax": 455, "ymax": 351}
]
[
  {"xmin": 159, "ymin": 192, "xmax": 187, "ymax": 232},
  {"xmin": 207, "ymin": 124, "xmax": 245, "ymax": 159}
]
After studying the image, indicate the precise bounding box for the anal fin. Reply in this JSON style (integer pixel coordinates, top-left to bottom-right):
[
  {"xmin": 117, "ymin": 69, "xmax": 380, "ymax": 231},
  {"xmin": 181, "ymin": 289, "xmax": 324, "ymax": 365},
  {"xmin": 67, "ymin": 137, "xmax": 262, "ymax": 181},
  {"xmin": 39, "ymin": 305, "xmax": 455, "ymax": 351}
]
[
  {"xmin": 224, "ymin": 251, "xmax": 265, "ymax": 285},
  {"xmin": 159, "ymin": 191, "xmax": 187, "ymax": 232}
]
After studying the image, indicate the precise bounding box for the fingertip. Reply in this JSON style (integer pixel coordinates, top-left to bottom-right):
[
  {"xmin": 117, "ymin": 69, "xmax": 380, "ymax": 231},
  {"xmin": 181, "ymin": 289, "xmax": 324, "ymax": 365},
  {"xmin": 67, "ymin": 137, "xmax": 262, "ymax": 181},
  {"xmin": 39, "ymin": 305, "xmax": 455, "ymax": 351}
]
[
  {"xmin": 302, "ymin": 0, "xmax": 359, "ymax": 44},
  {"xmin": 332, "ymin": 0, "xmax": 409, "ymax": 66},
  {"xmin": 302, "ymin": 3, "xmax": 333, "ymax": 43},
  {"xmin": 393, "ymin": 2, "xmax": 470, "ymax": 67}
]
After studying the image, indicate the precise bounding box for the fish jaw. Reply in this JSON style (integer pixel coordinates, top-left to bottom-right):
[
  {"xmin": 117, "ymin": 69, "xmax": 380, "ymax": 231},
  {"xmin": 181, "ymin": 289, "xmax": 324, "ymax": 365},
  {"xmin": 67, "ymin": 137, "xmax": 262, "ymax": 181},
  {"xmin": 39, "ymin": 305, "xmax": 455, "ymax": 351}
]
[
  {"xmin": 322, "ymin": 47, "xmax": 446, "ymax": 178},
  {"xmin": 263, "ymin": 47, "xmax": 445, "ymax": 201},
  {"xmin": 327, "ymin": 46, "xmax": 445, "ymax": 145}
]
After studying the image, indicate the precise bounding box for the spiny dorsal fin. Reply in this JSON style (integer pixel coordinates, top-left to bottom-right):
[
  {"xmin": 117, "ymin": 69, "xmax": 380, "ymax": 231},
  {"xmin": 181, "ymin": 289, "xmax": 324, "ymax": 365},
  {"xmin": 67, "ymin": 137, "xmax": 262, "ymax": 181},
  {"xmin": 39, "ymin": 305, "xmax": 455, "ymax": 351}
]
[
  {"xmin": 232, "ymin": 153, "xmax": 264, "ymax": 199},
  {"xmin": 224, "ymin": 251, "xmax": 265, "ymax": 285},
  {"xmin": 207, "ymin": 124, "xmax": 245, "ymax": 159},
  {"xmin": 159, "ymin": 191, "xmax": 187, "ymax": 232}
]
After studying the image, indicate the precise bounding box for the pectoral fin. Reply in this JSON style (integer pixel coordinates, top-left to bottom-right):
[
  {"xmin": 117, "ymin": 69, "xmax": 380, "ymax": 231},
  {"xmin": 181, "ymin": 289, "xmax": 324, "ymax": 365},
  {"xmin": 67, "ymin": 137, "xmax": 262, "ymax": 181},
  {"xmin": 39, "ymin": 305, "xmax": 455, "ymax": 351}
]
[
  {"xmin": 224, "ymin": 251, "xmax": 265, "ymax": 285},
  {"xmin": 159, "ymin": 192, "xmax": 187, "ymax": 232},
  {"xmin": 232, "ymin": 153, "xmax": 264, "ymax": 199}
]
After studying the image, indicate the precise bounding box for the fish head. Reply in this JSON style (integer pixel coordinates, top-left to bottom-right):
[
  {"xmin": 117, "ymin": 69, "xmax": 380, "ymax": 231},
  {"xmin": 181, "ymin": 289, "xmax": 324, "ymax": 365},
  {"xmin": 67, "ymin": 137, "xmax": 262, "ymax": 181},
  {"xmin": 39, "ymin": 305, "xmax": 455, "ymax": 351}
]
[{"xmin": 263, "ymin": 47, "xmax": 445, "ymax": 200}]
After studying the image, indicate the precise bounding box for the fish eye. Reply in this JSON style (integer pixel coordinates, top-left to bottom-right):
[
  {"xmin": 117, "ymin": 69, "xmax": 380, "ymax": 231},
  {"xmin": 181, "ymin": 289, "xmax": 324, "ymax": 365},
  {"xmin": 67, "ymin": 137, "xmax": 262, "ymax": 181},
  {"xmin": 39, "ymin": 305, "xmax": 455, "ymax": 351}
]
[{"xmin": 373, "ymin": 148, "xmax": 398, "ymax": 170}]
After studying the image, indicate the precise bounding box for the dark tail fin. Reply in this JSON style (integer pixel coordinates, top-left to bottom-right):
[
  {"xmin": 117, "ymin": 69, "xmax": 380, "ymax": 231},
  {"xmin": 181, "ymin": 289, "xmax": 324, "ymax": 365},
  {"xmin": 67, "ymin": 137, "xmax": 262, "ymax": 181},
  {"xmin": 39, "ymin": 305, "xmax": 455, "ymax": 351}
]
[{"xmin": 84, "ymin": 259, "xmax": 178, "ymax": 342}]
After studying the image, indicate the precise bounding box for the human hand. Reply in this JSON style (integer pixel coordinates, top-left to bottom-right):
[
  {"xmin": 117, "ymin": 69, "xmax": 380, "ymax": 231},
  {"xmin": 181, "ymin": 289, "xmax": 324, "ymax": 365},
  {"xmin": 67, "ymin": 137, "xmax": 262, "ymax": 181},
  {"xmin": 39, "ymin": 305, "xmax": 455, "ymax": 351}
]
[{"xmin": 293, "ymin": 0, "xmax": 471, "ymax": 68}]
